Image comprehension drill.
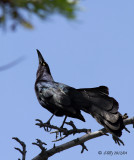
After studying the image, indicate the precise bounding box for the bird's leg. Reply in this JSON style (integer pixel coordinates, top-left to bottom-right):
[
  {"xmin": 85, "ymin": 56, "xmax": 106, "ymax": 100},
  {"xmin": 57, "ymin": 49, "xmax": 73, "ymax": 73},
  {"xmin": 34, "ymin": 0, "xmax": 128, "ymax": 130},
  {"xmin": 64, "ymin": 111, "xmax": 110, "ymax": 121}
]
[
  {"xmin": 60, "ymin": 116, "xmax": 67, "ymax": 128},
  {"xmin": 59, "ymin": 116, "xmax": 67, "ymax": 137},
  {"xmin": 45, "ymin": 110, "xmax": 58, "ymax": 131},
  {"xmin": 46, "ymin": 114, "xmax": 55, "ymax": 125}
]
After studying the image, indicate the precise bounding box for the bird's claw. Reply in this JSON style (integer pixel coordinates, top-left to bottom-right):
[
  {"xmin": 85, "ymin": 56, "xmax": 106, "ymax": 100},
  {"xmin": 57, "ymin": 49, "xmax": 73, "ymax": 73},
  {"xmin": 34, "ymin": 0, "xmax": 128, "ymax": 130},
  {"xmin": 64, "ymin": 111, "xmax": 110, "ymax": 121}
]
[
  {"xmin": 112, "ymin": 136, "xmax": 124, "ymax": 146},
  {"xmin": 59, "ymin": 125, "xmax": 65, "ymax": 137},
  {"xmin": 44, "ymin": 121, "xmax": 52, "ymax": 132},
  {"xmin": 45, "ymin": 127, "xmax": 52, "ymax": 132},
  {"xmin": 122, "ymin": 113, "xmax": 128, "ymax": 120}
]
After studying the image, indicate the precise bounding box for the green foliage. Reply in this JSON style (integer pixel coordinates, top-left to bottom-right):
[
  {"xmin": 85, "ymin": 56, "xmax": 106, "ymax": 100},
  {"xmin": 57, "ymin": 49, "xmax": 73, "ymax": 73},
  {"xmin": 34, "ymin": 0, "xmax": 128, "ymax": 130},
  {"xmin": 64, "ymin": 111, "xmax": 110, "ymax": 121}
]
[{"xmin": 0, "ymin": 0, "xmax": 79, "ymax": 30}]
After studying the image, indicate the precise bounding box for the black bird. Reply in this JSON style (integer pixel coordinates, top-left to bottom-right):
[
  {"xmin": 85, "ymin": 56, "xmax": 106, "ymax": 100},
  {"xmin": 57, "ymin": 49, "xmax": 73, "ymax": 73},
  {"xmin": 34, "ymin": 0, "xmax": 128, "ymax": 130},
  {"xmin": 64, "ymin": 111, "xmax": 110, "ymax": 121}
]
[{"xmin": 35, "ymin": 49, "xmax": 125, "ymax": 142}]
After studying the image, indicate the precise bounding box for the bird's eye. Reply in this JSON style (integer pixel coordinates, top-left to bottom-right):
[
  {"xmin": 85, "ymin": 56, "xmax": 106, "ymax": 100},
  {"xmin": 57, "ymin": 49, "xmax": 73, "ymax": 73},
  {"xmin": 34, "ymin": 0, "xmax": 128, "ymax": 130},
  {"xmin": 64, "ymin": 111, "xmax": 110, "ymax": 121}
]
[{"xmin": 42, "ymin": 62, "xmax": 46, "ymax": 66}]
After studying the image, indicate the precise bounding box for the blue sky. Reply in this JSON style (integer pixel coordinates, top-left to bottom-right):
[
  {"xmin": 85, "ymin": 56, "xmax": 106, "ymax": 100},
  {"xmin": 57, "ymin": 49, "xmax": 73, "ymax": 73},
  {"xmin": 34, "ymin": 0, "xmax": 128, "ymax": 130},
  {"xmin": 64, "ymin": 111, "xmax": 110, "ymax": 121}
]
[{"xmin": 0, "ymin": 0, "xmax": 134, "ymax": 160}]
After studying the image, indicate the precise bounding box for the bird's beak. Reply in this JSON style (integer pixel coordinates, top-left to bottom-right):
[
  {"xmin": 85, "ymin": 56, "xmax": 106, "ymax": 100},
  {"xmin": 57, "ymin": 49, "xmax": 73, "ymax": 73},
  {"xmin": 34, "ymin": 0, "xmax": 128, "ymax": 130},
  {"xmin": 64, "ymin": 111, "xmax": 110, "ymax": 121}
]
[{"xmin": 36, "ymin": 49, "xmax": 45, "ymax": 64}]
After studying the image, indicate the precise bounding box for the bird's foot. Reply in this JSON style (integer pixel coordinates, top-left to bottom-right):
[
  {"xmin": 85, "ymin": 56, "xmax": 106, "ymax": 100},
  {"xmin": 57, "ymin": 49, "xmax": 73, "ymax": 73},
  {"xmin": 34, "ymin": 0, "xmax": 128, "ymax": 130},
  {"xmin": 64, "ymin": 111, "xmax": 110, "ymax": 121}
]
[
  {"xmin": 122, "ymin": 113, "xmax": 128, "ymax": 120},
  {"xmin": 59, "ymin": 125, "xmax": 66, "ymax": 137},
  {"xmin": 112, "ymin": 135, "xmax": 124, "ymax": 146},
  {"xmin": 44, "ymin": 120, "xmax": 52, "ymax": 132}
]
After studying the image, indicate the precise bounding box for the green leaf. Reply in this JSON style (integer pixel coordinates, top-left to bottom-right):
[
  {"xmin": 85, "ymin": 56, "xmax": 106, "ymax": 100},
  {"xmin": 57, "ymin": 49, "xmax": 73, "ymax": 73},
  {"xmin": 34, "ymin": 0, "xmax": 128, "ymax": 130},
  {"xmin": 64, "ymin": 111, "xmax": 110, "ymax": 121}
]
[{"xmin": 21, "ymin": 20, "xmax": 33, "ymax": 29}]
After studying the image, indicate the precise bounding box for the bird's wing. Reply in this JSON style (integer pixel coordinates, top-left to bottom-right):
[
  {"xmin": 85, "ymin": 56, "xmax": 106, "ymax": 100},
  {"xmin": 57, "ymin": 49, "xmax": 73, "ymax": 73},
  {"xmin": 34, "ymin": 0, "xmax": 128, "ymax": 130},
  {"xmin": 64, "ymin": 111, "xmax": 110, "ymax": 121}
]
[
  {"xmin": 37, "ymin": 81, "xmax": 85, "ymax": 121},
  {"xmin": 77, "ymin": 86, "xmax": 109, "ymax": 95},
  {"xmin": 77, "ymin": 85, "xmax": 118, "ymax": 112},
  {"xmin": 42, "ymin": 85, "xmax": 71, "ymax": 106},
  {"xmin": 39, "ymin": 82, "xmax": 79, "ymax": 114}
]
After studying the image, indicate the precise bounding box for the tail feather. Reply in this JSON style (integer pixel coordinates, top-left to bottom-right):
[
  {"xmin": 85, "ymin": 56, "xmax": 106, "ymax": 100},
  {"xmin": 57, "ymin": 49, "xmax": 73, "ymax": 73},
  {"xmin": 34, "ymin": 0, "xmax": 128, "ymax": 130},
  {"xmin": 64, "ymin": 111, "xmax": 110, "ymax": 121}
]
[
  {"xmin": 78, "ymin": 87, "xmax": 124, "ymax": 137},
  {"xmin": 77, "ymin": 86, "xmax": 109, "ymax": 95},
  {"xmin": 92, "ymin": 105, "xmax": 120, "ymax": 123},
  {"xmin": 93, "ymin": 111, "xmax": 124, "ymax": 137},
  {"xmin": 78, "ymin": 87, "xmax": 119, "ymax": 112},
  {"xmin": 108, "ymin": 98, "xmax": 119, "ymax": 113},
  {"xmin": 103, "ymin": 115, "xmax": 124, "ymax": 137}
]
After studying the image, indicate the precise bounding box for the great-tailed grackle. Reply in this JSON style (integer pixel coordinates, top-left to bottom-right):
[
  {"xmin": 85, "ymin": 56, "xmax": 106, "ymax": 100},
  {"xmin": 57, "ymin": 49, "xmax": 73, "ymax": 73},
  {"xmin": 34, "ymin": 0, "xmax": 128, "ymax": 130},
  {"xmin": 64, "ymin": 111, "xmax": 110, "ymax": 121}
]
[{"xmin": 35, "ymin": 49, "xmax": 125, "ymax": 140}]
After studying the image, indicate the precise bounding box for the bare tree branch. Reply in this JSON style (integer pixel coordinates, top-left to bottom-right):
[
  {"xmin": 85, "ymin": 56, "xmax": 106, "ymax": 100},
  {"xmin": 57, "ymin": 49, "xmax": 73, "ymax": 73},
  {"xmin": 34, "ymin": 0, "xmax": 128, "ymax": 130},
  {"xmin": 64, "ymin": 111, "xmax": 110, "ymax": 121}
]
[
  {"xmin": 12, "ymin": 137, "xmax": 27, "ymax": 160},
  {"xmin": 32, "ymin": 117, "xmax": 134, "ymax": 160},
  {"xmin": 32, "ymin": 139, "xmax": 47, "ymax": 152},
  {"xmin": 36, "ymin": 119, "xmax": 91, "ymax": 142}
]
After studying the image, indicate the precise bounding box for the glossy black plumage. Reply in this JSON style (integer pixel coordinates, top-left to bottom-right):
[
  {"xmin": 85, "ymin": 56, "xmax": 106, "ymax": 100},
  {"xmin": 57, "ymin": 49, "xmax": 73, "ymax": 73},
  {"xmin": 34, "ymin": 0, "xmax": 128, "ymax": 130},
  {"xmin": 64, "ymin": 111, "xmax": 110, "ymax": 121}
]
[{"xmin": 35, "ymin": 50, "xmax": 124, "ymax": 137}]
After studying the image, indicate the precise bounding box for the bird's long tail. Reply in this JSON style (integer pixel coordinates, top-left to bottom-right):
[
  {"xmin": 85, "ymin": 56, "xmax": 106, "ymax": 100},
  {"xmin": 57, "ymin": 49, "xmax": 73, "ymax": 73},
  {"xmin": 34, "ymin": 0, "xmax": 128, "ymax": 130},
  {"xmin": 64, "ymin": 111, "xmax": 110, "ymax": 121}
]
[{"xmin": 77, "ymin": 86, "xmax": 125, "ymax": 137}]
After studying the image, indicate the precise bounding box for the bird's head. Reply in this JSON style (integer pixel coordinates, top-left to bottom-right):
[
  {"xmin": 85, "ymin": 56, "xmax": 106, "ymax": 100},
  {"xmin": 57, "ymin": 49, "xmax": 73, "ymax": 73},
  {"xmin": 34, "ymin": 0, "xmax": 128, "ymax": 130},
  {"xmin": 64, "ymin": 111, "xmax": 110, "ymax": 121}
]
[{"xmin": 36, "ymin": 49, "xmax": 53, "ymax": 81}]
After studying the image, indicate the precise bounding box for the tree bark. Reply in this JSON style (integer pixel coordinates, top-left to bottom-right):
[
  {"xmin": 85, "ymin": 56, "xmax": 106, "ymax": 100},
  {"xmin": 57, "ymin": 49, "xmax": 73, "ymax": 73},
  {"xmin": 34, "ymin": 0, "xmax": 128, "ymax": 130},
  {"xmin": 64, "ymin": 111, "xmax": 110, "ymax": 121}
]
[{"xmin": 32, "ymin": 117, "xmax": 134, "ymax": 160}]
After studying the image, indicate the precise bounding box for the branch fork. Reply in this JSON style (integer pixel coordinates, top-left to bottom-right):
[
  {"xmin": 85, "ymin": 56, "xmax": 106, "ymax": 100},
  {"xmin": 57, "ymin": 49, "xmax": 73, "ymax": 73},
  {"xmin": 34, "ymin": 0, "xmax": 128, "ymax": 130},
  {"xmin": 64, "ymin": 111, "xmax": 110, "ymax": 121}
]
[
  {"xmin": 12, "ymin": 137, "xmax": 26, "ymax": 160},
  {"xmin": 13, "ymin": 116, "xmax": 134, "ymax": 160}
]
